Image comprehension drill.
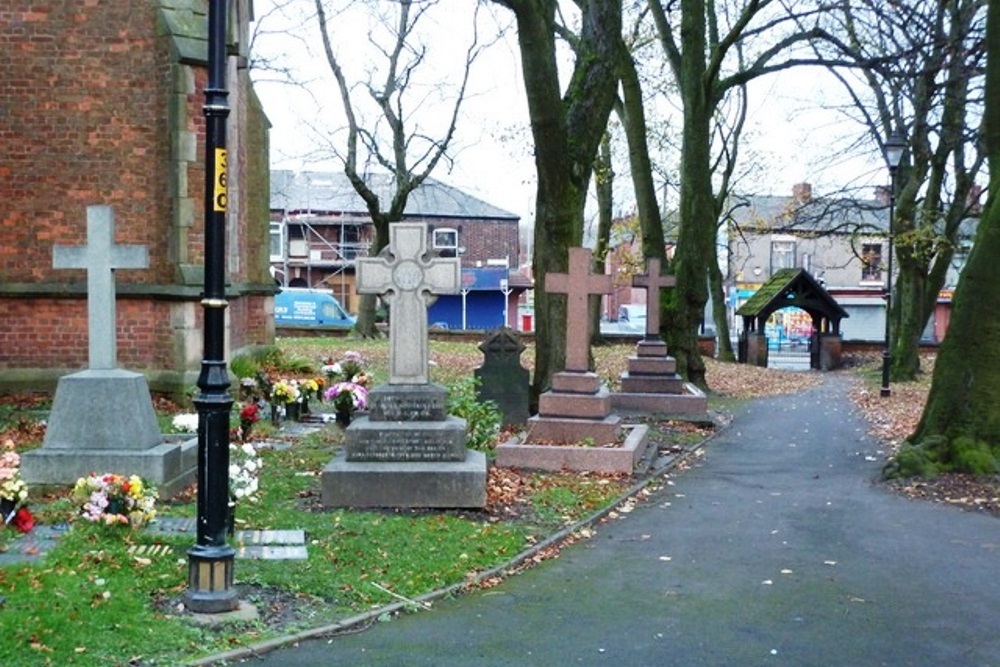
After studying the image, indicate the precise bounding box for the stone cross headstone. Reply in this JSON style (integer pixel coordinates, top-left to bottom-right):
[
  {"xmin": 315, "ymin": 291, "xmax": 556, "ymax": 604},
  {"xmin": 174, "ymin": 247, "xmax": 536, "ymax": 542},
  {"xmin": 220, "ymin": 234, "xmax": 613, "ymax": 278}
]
[
  {"xmin": 322, "ymin": 222, "xmax": 485, "ymax": 509},
  {"xmin": 632, "ymin": 257, "xmax": 675, "ymax": 338},
  {"xmin": 545, "ymin": 247, "xmax": 612, "ymax": 372},
  {"xmin": 22, "ymin": 205, "xmax": 196, "ymax": 496},
  {"xmin": 475, "ymin": 327, "xmax": 530, "ymax": 425},
  {"xmin": 52, "ymin": 205, "xmax": 149, "ymax": 370},
  {"xmin": 356, "ymin": 223, "xmax": 460, "ymax": 384}
]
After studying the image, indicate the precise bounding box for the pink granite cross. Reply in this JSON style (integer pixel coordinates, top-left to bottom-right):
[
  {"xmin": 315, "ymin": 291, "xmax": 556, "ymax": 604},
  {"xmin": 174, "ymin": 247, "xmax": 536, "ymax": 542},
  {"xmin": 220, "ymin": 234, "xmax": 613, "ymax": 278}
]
[
  {"xmin": 632, "ymin": 257, "xmax": 675, "ymax": 338},
  {"xmin": 546, "ymin": 247, "xmax": 612, "ymax": 372}
]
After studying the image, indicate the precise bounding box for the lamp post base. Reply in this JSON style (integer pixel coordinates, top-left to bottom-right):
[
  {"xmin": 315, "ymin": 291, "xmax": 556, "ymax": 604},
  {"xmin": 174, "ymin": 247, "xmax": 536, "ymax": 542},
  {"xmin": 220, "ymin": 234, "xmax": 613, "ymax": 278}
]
[
  {"xmin": 185, "ymin": 544, "xmax": 238, "ymax": 613},
  {"xmin": 880, "ymin": 351, "xmax": 892, "ymax": 398}
]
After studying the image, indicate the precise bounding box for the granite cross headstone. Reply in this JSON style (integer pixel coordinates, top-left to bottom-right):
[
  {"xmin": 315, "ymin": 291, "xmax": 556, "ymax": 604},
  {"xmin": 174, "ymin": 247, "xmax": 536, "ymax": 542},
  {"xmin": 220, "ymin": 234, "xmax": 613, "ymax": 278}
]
[
  {"xmin": 631, "ymin": 257, "xmax": 675, "ymax": 339},
  {"xmin": 356, "ymin": 223, "xmax": 460, "ymax": 384},
  {"xmin": 52, "ymin": 205, "xmax": 149, "ymax": 370},
  {"xmin": 545, "ymin": 247, "xmax": 612, "ymax": 372}
]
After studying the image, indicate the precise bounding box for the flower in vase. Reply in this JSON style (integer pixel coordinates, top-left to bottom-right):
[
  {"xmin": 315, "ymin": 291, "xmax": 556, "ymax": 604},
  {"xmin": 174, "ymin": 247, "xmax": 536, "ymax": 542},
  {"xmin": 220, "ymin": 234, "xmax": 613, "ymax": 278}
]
[
  {"xmin": 324, "ymin": 381, "xmax": 368, "ymax": 414},
  {"xmin": 239, "ymin": 403, "xmax": 261, "ymax": 441},
  {"xmin": 0, "ymin": 439, "xmax": 28, "ymax": 508},
  {"xmin": 272, "ymin": 380, "xmax": 302, "ymax": 404},
  {"xmin": 71, "ymin": 473, "xmax": 157, "ymax": 528}
]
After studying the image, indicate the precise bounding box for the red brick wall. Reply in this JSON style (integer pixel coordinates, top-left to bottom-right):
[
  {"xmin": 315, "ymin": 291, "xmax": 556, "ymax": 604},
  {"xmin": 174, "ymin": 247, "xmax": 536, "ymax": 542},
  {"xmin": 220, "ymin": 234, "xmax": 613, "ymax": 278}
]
[
  {"xmin": 0, "ymin": 2, "xmax": 273, "ymax": 394},
  {"xmin": 0, "ymin": 2, "xmax": 173, "ymax": 285}
]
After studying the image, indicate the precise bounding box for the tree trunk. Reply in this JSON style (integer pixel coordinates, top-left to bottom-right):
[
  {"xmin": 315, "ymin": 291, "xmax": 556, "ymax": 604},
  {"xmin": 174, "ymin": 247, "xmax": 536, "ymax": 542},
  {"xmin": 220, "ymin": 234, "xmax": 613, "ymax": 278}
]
[
  {"xmin": 591, "ymin": 133, "xmax": 614, "ymax": 347},
  {"xmin": 709, "ymin": 258, "xmax": 734, "ymax": 361},
  {"xmin": 889, "ymin": 0, "xmax": 1000, "ymax": 477},
  {"xmin": 498, "ymin": 0, "xmax": 621, "ymax": 405},
  {"xmin": 617, "ymin": 44, "xmax": 666, "ymax": 264},
  {"xmin": 663, "ymin": 0, "xmax": 712, "ymax": 388}
]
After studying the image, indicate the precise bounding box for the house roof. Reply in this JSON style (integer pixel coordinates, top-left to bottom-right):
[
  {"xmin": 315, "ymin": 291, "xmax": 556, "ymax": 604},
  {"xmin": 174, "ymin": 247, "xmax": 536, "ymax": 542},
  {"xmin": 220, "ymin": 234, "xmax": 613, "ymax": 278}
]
[
  {"xmin": 729, "ymin": 192, "xmax": 889, "ymax": 235},
  {"xmin": 728, "ymin": 189, "xmax": 979, "ymax": 239},
  {"xmin": 270, "ymin": 170, "xmax": 519, "ymax": 221}
]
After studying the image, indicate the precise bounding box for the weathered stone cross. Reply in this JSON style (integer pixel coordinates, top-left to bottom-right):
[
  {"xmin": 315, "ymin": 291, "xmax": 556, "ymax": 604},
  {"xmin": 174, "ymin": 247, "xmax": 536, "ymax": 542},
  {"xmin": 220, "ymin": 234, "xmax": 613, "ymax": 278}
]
[
  {"xmin": 546, "ymin": 247, "xmax": 612, "ymax": 373},
  {"xmin": 52, "ymin": 206, "xmax": 149, "ymax": 370},
  {"xmin": 632, "ymin": 257, "xmax": 675, "ymax": 338},
  {"xmin": 356, "ymin": 223, "xmax": 460, "ymax": 384}
]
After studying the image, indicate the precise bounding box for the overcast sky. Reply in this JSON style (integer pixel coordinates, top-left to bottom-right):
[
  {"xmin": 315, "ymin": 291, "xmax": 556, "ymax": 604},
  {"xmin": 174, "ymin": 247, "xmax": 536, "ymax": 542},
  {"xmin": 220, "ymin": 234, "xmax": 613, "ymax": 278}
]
[{"xmin": 249, "ymin": 1, "xmax": 886, "ymax": 228}]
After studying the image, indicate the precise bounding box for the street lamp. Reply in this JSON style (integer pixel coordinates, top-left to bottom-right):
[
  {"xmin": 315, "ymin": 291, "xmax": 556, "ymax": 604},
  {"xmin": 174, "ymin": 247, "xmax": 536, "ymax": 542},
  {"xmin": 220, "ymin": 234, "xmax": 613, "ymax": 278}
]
[
  {"xmin": 186, "ymin": 0, "xmax": 238, "ymax": 613},
  {"xmin": 880, "ymin": 129, "xmax": 906, "ymax": 398}
]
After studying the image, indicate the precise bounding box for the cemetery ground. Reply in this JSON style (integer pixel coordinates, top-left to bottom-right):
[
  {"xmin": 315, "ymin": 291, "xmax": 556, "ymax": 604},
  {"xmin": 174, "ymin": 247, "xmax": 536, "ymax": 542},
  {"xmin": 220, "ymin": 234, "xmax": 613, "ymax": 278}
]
[{"xmin": 0, "ymin": 339, "xmax": 997, "ymax": 667}]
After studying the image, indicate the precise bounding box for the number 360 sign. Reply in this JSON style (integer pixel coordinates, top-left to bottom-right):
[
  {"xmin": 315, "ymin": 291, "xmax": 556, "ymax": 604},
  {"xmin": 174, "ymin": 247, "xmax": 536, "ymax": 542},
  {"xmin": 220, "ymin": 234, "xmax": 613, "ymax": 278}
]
[{"xmin": 214, "ymin": 148, "xmax": 227, "ymax": 212}]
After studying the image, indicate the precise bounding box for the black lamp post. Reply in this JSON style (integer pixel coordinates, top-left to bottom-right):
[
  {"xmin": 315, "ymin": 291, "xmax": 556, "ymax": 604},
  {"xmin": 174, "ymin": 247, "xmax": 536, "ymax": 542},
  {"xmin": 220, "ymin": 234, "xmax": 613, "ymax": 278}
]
[
  {"xmin": 880, "ymin": 129, "xmax": 906, "ymax": 398},
  {"xmin": 186, "ymin": 0, "xmax": 238, "ymax": 613}
]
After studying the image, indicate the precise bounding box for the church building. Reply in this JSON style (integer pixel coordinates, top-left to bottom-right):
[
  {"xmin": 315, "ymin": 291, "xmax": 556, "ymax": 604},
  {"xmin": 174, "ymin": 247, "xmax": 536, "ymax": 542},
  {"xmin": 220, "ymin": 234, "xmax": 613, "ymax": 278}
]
[{"xmin": 0, "ymin": 1, "xmax": 273, "ymax": 397}]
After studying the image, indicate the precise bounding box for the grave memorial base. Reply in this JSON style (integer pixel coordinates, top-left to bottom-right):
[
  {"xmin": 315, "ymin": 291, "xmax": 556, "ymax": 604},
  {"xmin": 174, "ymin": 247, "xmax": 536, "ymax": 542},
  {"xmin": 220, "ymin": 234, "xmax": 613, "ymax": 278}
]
[
  {"xmin": 322, "ymin": 383, "xmax": 487, "ymax": 508},
  {"xmin": 21, "ymin": 370, "xmax": 198, "ymax": 496},
  {"xmin": 505, "ymin": 368, "xmax": 650, "ymax": 475},
  {"xmin": 611, "ymin": 340, "xmax": 710, "ymax": 416}
]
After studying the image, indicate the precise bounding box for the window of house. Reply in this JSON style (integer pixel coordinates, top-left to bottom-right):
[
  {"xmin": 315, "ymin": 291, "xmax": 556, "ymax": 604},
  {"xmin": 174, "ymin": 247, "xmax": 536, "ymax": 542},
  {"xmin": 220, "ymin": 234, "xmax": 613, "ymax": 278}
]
[
  {"xmin": 433, "ymin": 227, "xmax": 459, "ymax": 257},
  {"xmin": 770, "ymin": 241, "xmax": 796, "ymax": 272},
  {"xmin": 269, "ymin": 222, "xmax": 284, "ymax": 261},
  {"xmin": 433, "ymin": 228, "xmax": 458, "ymax": 250},
  {"xmin": 861, "ymin": 243, "xmax": 882, "ymax": 281}
]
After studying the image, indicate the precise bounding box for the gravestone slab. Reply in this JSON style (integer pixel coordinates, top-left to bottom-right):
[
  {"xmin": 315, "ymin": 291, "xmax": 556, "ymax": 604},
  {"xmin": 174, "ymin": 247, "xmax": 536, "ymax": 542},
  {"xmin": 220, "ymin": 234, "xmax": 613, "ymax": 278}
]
[
  {"xmin": 611, "ymin": 257, "xmax": 709, "ymax": 416},
  {"xmin": 322, "ymin": 223, "xmax": 486, "ymax": 508},
  {"xmin": 21, "ymin": 206, "xmax": 196, "ymax": 496},
  {"xmin": 474, "ymin": 327, "xmax": 530, "ymax": 426}
]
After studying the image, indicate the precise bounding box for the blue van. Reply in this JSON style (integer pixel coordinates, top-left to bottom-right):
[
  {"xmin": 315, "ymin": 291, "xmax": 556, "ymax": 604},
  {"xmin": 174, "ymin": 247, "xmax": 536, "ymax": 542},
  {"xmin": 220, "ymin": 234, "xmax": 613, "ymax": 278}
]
[{"xmin": 274, "ymin": 288, "xmax": 356, "ymax": 328}]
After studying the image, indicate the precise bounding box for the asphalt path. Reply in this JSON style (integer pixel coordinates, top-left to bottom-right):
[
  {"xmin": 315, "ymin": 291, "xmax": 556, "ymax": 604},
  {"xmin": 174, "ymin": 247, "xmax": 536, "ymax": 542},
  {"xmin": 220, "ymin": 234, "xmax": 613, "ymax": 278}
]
[{"xmin": 240, "ymin": 373, "xmax": 1000, "ymax": 667}]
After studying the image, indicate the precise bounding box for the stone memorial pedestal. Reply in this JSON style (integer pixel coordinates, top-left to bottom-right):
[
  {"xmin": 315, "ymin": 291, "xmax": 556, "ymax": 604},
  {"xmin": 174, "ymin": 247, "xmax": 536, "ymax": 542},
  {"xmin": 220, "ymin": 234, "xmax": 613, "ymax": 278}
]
[
  {"xmin": 611, "ymin": 340, "xmax": 708, "ymax": 415},
  {"xmin": 321, "ymin": 384, "xmax": 486, "ymax": 508},
  {"xmin": 497, "ymin": 371, "xmax": 650, "ymax": 474},
  {"xmin": 21, "ymin": 370, "xmax": 197, "ymax": 496}
]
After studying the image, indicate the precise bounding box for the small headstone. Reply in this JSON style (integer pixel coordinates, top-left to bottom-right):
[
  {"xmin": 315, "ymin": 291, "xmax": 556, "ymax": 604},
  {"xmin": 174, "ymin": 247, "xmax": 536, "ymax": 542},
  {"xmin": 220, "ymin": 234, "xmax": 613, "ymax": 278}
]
[
  {"xmin": 322, "ymin": 223, "xmax": 487, "ymax": 508},
  {"xmin": 21, "ymin": 206, "xmax": 196, "ymax": 495},
  {"xmin": 612, "ymin": 257, "xmax": 708, "ymax": 415},
  {"xmin": 474, "ymin": 327, "xmax": 530, "ymax": 426}
]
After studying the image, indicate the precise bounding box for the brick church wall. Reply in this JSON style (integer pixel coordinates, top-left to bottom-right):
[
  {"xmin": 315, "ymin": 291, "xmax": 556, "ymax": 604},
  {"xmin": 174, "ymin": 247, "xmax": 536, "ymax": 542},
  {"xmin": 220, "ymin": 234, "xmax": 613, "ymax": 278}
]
[{"xmin": 0, "ymin": 1, "xmax": 273, "ymax": 397}]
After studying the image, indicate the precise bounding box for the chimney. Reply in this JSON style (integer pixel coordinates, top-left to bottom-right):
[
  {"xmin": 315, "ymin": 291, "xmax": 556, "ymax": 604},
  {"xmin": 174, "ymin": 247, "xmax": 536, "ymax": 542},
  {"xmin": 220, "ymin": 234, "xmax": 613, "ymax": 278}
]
[
  {"xmin": 967, "ymin": 183, "xmax": 984, "ymax": 214},
  {"xmin": 874, "ymin": 185, "xmax": 891, "ymax": 206},
  {"xmin": 792, "ymin": 182, "xmax": 812, "ymax": 202}
]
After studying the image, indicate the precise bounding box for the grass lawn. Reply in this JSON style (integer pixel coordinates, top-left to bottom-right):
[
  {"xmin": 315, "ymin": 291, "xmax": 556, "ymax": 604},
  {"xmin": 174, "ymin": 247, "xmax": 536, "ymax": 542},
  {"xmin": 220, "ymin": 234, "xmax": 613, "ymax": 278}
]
[
  {"xmin": 2, "ymin": 336, "xmax": 722, "ymax": 667},
  {"xmin": 4, "ymin": 336, "xmax": 914, "ymax": 666}
]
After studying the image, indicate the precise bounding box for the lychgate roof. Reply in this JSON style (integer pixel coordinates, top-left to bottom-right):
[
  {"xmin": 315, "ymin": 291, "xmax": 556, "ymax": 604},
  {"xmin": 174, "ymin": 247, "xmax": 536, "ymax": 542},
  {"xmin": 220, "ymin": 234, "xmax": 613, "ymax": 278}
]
[{"xmin": 737, "ymin": 268, "xmax": 848, "ymax": 332}]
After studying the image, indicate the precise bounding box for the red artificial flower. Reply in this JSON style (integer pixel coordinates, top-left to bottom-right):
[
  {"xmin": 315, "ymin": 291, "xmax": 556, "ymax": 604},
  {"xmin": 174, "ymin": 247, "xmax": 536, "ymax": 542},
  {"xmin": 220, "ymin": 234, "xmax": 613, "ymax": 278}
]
[
  {"xmin": 12, "ymin": 507, "xmax": 34, "ymax": 533},
  {"xmin": 240, "ymin": 404, "xmax": 261, "ymax": 423}
]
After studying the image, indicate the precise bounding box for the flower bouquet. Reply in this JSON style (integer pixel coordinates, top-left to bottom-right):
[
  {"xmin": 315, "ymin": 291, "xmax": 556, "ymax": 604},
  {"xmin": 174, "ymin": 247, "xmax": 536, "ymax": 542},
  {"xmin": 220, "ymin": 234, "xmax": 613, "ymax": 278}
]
[
  {"xmin": 239, "ymin": 403, "xmax": 261, "ymax": 441},
  {"xmin": 272, "ymin": 380, "xmax": 301, "ymax": 404},
  {"xmin": 170, "ymin": 412, "xmax": 199, "ymax": 434},
  {"xmin": 1, "ymin": 439, "xmax": 32, "ymax": 533},
  {"xmin": 324, "ymin": 381, "xmax": 368, "ymax": 425},
  {"xmin": 229, "ymin": 441, "xmax": 263, "ymax": 503},
  {"xmin": 72, "ymin": 473, "xmax": 157, "ymax": 529}
]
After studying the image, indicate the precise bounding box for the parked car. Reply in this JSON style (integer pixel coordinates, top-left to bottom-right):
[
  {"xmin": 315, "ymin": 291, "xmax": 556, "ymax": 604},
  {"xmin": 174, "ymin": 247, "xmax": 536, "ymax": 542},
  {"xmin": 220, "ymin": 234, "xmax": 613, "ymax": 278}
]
[{"xmin": 274, "ymin": 288, "xmax": 356, "ymax": 327}]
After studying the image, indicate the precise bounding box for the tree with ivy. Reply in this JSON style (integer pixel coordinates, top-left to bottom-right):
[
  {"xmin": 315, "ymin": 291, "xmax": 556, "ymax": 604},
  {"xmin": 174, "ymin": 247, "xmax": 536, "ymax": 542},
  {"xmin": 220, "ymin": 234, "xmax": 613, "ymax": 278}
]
[{"xmin": 886, "ymin": 0, "xmax": 1000, "ymax": 479}]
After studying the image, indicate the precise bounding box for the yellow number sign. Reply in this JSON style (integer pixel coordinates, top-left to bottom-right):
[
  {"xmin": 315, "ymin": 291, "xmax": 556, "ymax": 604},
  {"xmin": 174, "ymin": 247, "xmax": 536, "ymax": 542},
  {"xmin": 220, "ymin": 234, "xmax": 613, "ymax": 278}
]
[{"xmin": 214, "ymin": 148, "xmax": 228, "ymax": 212}]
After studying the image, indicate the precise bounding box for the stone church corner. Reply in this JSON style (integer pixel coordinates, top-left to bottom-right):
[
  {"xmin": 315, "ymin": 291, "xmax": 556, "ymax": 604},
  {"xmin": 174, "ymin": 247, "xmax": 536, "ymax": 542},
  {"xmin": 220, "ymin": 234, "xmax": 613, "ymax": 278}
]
[{"xmin": 0, "ymin": 0, "xmax": 274, "ymax": 398}]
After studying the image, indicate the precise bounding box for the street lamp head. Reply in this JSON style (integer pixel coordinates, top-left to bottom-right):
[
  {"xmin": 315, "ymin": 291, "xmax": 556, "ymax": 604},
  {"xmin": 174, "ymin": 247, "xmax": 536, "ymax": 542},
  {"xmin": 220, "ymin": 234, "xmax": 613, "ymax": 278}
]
[{"xmin": 884, "ymin": 130, "xmax": 906, "ymax": 172}]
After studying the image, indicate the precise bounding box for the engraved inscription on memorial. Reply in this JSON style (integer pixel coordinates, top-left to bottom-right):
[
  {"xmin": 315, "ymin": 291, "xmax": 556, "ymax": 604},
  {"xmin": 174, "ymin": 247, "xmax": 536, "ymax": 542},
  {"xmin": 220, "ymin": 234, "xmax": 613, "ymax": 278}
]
[
  {"xmin": 369, "ymin": 389, "xmax": 447, "ymax": 422},
  {"xmin": 348, "ymin": 430, "xmax": 466, "ymax": 462}
]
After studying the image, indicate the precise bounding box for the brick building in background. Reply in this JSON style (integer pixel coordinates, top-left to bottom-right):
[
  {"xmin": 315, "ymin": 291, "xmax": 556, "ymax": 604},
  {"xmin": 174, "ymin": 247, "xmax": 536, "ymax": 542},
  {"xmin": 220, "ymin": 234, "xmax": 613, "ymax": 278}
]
[{"xmin": 0, "ymin": 1, "xmax": 273, "ymax": 397}]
